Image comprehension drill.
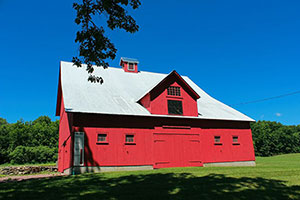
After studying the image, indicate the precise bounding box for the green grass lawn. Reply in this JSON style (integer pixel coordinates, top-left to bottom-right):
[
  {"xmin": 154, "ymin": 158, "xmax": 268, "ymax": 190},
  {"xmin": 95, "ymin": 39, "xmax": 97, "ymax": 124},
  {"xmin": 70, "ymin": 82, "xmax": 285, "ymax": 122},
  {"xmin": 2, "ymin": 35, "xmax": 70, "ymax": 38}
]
[{"xmin": 1, "ymin": 154, "xmax": 300, "ymax": 200}]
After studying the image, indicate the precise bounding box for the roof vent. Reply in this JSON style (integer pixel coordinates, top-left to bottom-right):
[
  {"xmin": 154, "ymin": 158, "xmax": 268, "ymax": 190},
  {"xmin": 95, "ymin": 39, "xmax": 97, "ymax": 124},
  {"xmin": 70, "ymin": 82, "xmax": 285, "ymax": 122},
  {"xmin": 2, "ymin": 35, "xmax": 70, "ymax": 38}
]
[{"xmin": 120, "ymin": 57, "xmax": 139, "ymax": 73}]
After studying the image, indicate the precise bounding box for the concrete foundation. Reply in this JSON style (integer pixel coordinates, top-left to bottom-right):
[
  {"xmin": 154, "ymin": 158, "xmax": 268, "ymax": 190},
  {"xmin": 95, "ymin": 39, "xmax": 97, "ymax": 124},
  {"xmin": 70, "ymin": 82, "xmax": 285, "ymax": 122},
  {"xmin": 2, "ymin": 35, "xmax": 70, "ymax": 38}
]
[
  {"xmin": 63, "ymin": 165, "xmax": 154, "ymax": 175},
  {"xmin": 203, "ymin": 161, "xmax": 256, "ymax": 167},
  {"xmin": 63, "ymin": 161, "xmax": 255, "ymax": 175}
]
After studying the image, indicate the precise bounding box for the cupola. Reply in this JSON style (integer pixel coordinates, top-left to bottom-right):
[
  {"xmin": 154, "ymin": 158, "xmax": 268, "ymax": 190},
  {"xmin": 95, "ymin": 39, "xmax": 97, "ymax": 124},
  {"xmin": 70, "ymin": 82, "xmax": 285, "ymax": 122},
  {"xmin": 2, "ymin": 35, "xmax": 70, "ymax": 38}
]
[{"xmin": 120, "ymin": 57, "xmax": 139, "ymax": 73}]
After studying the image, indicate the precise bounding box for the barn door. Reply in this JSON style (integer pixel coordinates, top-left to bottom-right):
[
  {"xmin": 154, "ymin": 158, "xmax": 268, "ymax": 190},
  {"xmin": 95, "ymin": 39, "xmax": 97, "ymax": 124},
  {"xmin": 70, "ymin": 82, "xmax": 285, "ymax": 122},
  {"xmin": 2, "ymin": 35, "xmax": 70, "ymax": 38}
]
[
  {"xmin": 74, "ymin": 132, "xmax": 84, "ymax": 166},
  {"xmin": 153, "ymin": 133, "xmax": 202, "ymax": 168}
]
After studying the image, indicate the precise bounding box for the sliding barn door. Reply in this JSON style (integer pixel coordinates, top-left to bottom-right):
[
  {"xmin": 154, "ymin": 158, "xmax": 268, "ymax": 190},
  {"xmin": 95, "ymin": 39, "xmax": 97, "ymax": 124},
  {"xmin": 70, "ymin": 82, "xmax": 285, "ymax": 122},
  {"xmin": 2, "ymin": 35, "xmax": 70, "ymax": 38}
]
[{"xmin": 153, "ymin": 133, "xmax": 202, "ymax": 168}]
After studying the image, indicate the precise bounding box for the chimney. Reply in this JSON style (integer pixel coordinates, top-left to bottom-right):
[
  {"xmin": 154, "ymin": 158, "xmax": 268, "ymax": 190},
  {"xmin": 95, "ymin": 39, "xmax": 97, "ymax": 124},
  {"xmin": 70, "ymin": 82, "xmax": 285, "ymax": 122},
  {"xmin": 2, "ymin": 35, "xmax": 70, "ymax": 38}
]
[{"xmin": 120, "ymin": 57, "xmax": 139, "ymax": 73}]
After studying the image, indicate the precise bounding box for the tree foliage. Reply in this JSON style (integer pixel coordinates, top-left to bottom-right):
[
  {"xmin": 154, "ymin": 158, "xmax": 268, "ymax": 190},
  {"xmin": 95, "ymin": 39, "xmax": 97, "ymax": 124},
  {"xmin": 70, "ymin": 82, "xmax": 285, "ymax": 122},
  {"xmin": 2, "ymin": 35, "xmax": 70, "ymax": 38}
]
[
  {"xmin": 72, "ymin": 0, "xmax": 141, "ymax": 83},
  {"xmin": 251, "ymin": 121, "xmax": 300, "ymax": 156},
  {"xmin": 0, "ymin": 116, "xmax": 59, "ymax": 164}
]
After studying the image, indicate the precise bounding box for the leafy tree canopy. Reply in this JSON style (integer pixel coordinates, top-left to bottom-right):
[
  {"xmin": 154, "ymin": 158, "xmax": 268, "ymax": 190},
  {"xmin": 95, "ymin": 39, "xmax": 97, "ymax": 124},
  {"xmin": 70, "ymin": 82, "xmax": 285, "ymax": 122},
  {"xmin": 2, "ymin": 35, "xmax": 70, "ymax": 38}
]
[
  {"xmin": 0, "ymin": 117, "xmax": 8, "ymax": 126},
  {"xmin": 72, "ymin": 0, "xmax": 141, "ymax": 83}
]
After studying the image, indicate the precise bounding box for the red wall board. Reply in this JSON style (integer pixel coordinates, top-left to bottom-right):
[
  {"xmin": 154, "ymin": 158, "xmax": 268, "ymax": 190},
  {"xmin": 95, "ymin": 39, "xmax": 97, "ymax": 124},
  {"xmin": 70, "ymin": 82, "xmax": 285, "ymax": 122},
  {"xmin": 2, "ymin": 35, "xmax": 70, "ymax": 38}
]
[
  {"xmin": 146, "ymin": 82, "xmax": 198, "ymax": 116},
  {"xmin": 57, "ymin": 97, "xmax": 73, "ymax": 172},
  {"xmin": 201, "ymin": 129, "xmax": 255, "ymax": 163},
  {"xmin": 81, "ymin": 127, "xmax": 153, "ymax": 166}
]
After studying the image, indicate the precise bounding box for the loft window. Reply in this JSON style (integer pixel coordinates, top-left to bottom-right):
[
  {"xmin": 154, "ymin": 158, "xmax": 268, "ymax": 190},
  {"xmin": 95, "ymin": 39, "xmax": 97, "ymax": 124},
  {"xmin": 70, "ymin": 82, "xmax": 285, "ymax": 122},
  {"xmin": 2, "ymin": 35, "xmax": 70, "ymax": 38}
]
[
  {"xmin": 214, "ymin": 136, "xmax": 221, "ymax": 143},
  {"xmin": 167, "ymin": 86, "xmax": 181, "ymax": 96},
  {"xmin": 125, "ymin": 134, "xmax": 135, "ymax": 143},
  {"xmin": 168, "ymin": 100, "xmax": 183, "ymax": 115},
  {"xmin": 97, "ymin": 134, "xmax": 107, "ymax": 142},
  {"xmin": 233, "ymin": 136, "xmax": 239, "ymax": 143},
  {"xmin": 128, "ymin": 63, "xmax": 135, "ymax": 71}
]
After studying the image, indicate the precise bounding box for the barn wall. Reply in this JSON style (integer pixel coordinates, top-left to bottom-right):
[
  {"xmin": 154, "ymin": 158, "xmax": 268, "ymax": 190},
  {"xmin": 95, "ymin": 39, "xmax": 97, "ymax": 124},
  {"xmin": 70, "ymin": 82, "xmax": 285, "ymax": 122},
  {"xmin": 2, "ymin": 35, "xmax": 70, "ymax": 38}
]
[
  {"xmin": 139, "ymin": 93, "xmax": 151, "ymax": 112},
  {"xmin": 68, "ymin": 113, "xmax": 255, "ymax": 170},
  {"xmin": 74, "ymin": 127, "xmax": 153, "ymax": 167},
  {"xmin": 57, "ymin": 97, "xmax": 73, "ymax": 172},
  {"xmin": 201, "ymin": 128, "xmax": 255, "ymax": 163}
]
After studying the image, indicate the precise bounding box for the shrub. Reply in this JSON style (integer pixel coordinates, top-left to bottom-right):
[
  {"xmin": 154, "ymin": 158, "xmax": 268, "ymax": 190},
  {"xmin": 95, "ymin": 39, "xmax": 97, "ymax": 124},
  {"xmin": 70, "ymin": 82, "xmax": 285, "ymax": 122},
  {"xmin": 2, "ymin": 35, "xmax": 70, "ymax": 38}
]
[
  {"xmin": 9, "ymin": 145, "xmax": 57, "ymax": 164},
  {"xmin": 251, "ymin": 121, "xmax": 300, "ymax": 157}
]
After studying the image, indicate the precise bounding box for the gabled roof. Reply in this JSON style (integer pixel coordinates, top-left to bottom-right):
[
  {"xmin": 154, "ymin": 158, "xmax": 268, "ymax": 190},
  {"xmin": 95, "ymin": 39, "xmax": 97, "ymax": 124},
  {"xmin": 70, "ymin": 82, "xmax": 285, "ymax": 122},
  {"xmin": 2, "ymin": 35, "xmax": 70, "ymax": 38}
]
[
  {"xmin": 56, "ymin": 61, "xmax": 254, "ymax": 122},
  {"xmin": 137, "ymin": 70, "xmax": 200, "ymax": 102},
  {"xmin": 119, "ymin": 57, "xmax": 139, "ymax": 65}
]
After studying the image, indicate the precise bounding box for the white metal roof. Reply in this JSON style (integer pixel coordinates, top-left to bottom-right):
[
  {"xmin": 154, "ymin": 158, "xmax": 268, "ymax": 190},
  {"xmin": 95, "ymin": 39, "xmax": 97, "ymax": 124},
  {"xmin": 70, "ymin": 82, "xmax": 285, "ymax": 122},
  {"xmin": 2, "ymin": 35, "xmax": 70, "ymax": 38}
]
[{"xmin": 60, "ymin": 61, "xmax": 254, "ymax": 122}]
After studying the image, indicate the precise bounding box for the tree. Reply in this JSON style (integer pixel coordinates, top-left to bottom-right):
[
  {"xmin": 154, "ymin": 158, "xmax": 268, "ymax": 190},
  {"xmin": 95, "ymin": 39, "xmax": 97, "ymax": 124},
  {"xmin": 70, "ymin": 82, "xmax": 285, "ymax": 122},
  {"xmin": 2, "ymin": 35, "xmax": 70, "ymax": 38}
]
[
  {"xmin": 0, "ymin": 117, "xmax": 8, "ymax": 126},
  {"xmin": 72, "ymin": 0, "xmax": 141, "ymax": 83}
]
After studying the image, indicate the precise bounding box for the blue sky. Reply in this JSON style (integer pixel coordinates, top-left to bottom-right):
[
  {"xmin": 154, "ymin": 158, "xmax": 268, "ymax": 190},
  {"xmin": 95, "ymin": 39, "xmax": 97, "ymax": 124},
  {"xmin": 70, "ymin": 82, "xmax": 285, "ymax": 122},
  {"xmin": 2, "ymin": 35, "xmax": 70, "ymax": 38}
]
[{"xmin": 0, "ymin": 0, "xmax": 299, "ymax": 125}]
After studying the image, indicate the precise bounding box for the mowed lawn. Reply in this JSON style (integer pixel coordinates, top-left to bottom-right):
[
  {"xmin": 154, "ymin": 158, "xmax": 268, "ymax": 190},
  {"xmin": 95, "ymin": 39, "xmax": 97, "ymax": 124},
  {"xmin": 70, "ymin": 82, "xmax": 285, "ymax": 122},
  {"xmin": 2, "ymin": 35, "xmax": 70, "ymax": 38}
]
[{"xmin": 1, "ymin": 154, "xmax": 300, "ymax": 200}]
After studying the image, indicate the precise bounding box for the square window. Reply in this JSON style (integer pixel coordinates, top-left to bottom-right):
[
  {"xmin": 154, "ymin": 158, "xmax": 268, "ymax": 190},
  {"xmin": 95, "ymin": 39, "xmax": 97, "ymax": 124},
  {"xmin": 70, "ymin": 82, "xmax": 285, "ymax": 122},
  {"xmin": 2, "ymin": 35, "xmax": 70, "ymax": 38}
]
[
  {"xmin": 168, "ymin": 100, "xmax": 183, "ymax": 115},
  {"xmin": 128, "ymin": 63, "xmax": 135, "ymax": 71},
  {"xmin": 233, "ymin": 136, "xmax": 238, "ymax": 143},
  {"xmin": 167, "ymin": 86, "xmax": 181, "ymax": 96},
  {"xmin": 214, "ymin": 136, "xmax": 221, "ymax": 143},
  {"xmin": 125, "ymin": 134, "xmax": 135, "ymax": 143},
  {"xmin": 97, "ymin": 134, "xmax": 107, "ymax": 142}
]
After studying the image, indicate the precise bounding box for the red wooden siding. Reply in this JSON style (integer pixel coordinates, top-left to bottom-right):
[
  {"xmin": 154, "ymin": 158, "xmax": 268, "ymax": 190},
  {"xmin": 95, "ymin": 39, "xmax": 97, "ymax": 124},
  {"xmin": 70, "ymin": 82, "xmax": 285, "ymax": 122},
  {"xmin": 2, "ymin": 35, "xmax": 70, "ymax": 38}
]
[
  {"xmin": 57, "ymin": 97, "xmax": 73, "ymax": 172},
  {"xmin": 80, "ymin": 127, "xmax": 153, "ymax": 167},
  {"xmin": 201, "ymin": 129, "xmax": 255, "ymax": 163},
  {"xmin": 140, "ymin": 82, "xmax": 198, "ymax": 117},
  {"xmin": 56, "ymin": 112, "xmax": 255, "ymax": 172}
]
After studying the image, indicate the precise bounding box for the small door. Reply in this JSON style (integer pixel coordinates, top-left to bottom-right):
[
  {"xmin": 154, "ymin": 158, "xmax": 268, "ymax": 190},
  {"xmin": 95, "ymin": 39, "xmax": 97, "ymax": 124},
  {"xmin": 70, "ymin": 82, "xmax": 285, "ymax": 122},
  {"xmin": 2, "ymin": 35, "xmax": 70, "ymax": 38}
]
[{"xmin": 74, "ymin": 132, "xmax": 84, "ymax": 166}]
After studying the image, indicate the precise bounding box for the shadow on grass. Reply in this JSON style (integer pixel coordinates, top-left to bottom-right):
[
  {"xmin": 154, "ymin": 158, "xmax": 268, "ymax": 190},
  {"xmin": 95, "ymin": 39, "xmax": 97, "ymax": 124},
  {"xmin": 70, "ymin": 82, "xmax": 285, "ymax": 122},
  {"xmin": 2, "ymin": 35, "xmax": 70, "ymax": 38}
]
[{"xmin": 0, "ymin": 173, "xmax": 300, "ymax": 200}]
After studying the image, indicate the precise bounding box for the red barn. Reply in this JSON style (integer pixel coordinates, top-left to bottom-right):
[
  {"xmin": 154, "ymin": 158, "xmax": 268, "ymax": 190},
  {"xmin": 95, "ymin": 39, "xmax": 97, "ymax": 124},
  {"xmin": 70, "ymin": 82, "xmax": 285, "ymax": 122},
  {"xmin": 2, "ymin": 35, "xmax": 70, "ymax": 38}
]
[{"xmin": 56, "ymin": 58, "xmax": 255, "ymax": 174}]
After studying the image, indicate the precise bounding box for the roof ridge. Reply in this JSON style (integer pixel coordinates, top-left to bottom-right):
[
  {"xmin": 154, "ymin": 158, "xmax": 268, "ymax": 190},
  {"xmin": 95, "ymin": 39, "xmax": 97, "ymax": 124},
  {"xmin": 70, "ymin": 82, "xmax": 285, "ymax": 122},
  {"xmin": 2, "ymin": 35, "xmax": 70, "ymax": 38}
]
[{"xmin": 60, "ymin": 60, "xmax": 170, "ymax": 76}]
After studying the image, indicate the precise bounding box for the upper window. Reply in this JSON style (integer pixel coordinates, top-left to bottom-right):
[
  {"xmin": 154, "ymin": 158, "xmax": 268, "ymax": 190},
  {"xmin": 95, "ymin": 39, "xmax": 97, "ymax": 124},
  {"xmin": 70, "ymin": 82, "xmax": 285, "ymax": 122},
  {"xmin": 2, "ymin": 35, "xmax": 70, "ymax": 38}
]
[
  {"xmin": 168, "ymin": 100, "xmax": 183, "ymax": 115},
  {"xmin": 128, "ymin": 63, "xmax": 135, "ymax": 71},
  {"xmin": 167, "ymin": 86, "xmax": 181, "ymax": 96}
]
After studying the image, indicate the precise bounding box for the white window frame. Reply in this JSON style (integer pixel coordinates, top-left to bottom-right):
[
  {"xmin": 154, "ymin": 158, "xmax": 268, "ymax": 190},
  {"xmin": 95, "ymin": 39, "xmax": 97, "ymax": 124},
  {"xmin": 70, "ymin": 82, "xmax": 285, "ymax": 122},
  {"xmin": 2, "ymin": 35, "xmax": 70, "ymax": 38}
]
[{"xmin": 128, "ymin": 62, "xmax": 135, "ymax": 71}]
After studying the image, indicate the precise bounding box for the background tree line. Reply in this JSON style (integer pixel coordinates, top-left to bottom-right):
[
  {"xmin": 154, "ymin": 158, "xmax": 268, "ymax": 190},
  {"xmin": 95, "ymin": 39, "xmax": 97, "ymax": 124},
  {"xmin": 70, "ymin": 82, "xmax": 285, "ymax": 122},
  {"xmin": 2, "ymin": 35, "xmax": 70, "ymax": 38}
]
[
  {"xmin": 251, "ymin": 121, "xmax": 300, "ymax": 156},
  {"xmin": 0, "ymin": 116, "xmax": 299, "ymax": 164},
  {"xmin": 0, "ymin": 116, "xmax": 59, "ymax": 164}
]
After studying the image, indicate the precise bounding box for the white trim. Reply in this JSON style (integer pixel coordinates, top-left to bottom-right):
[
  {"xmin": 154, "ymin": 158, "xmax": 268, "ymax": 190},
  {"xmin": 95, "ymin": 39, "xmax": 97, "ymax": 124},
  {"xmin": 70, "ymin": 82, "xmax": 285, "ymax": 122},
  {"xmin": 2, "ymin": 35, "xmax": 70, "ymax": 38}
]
[{"xmin": 128, "ymin": 62, "xmax": 135, "ymax": 71}]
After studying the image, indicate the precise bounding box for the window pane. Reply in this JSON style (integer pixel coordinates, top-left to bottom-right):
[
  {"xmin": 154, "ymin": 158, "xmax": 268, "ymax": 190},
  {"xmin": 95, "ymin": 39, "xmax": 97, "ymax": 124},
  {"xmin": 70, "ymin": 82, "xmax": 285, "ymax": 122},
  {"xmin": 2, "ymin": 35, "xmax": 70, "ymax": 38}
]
[
  {"xmin": 125, "ymin": 135, "xmax": 134, "ymax": 143},
  {"xmin": 128, "ymin": 63, "xmax": 134, "ymax": 70},
  {"xmin": 214, "ymin": 136, "xmax": 221, "ymax": 143},
  {"xmin": 167, "ymin": 86, "xmax": 181, "ymax": 96},
  {"xmin": 97, "ymin": 134, "xmax": 107, "ymax": 142},
  {"xmin": 168, "ymin": 100, "xmax": 183, "ymax": 115},
  {"xmin": 233, "ymin": 136, "xmax": 238, "ymax": 143}
]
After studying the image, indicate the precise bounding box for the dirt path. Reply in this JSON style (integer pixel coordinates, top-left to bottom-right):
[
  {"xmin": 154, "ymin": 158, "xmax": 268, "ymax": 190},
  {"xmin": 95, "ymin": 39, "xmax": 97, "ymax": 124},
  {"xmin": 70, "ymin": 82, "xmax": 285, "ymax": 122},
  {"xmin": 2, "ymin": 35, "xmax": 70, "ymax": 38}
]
[{"xmin": 0, "ymin": 173, "xmax": 67, "ymax": 183}]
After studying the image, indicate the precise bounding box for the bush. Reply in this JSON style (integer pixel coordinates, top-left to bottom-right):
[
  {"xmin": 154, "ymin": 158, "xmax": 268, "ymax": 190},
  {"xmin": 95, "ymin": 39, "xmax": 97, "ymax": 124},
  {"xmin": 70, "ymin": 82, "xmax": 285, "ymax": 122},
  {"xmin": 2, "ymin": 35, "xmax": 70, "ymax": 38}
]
[
  {"xmin": 251, "ymin": 121, "xmax": 300, "ymax": 157},
  {"xmin": 0, "ymin": 116, "xmax": 59, "ymax": 164},
  {"xmin": 9, "ymin": 145, "xmax": 57, "ymax": 164}
]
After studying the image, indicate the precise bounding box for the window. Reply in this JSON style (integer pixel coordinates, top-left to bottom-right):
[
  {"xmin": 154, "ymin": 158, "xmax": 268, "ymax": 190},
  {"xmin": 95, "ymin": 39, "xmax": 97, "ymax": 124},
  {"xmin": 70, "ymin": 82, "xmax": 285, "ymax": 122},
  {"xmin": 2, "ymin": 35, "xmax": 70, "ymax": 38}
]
[
  {"xmin": 214, "ymin": 136, "xmax": 221, "ymax": 143},
  {"xmin": 97, "ymin": 134, "xmax": 108, "ymax": 143},
  {"xmin": 232, "ymin": 136, "xmax": 239, "ymax": 143},
  {"xmin": 128, "ymin": 63, "xmax": 135, "ymax": 71},
  {"xmin": 167, "ymin": 86, "xmax": 181, "ymax": 96},
  {"xmin": 125, "ymin": 134, "xmax": 135, "ymax": 143},
  {"xmin": 167, "ymin": 100, "xmax": 183, "ymax": 115}
]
